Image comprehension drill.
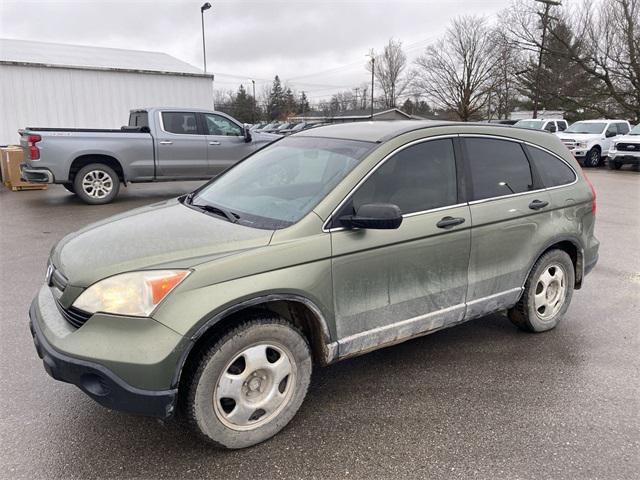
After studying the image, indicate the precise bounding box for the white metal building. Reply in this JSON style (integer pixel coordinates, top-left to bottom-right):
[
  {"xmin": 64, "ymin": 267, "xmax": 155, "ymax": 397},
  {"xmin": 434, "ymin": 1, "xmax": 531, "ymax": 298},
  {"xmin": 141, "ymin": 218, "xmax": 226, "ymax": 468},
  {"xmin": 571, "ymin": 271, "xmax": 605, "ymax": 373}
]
[{"xmin": 0, "ymin": 38, "xmax": 214, "ymax": 146}]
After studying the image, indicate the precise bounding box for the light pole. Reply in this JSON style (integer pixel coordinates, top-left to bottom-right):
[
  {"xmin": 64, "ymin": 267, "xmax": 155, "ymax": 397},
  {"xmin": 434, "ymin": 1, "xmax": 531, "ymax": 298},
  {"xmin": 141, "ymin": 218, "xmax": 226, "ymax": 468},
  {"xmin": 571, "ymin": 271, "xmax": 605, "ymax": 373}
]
[
  {"xmin": 366, "ymin": 50, "xmax": 375, "ymax": 120},
  {"xmin": 200, "ymin": 2, "xmax": 212, "ymax": 73},
  {"xmin": 250, "ymin": 79, "xmax": 256, "ymax": 123},
  {"xmin": 532, "ymin": 0, "xmax": 561, "ymax": 119}
]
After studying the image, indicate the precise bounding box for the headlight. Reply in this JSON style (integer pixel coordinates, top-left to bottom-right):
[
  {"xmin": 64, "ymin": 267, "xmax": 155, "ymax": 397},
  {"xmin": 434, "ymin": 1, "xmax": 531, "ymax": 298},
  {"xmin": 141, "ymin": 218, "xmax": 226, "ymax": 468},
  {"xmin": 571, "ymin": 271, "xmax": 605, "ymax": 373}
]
[
  {"xmin": 577, "ymin": 141, "xmax": 588, "ymax": 149},
  {"xmin": 611, "ymin": 143, "xmax": 618, "ymax": 150},
  {"xmin": 72, "ymin": 270, "xmax": 190, "ymax": 317}
]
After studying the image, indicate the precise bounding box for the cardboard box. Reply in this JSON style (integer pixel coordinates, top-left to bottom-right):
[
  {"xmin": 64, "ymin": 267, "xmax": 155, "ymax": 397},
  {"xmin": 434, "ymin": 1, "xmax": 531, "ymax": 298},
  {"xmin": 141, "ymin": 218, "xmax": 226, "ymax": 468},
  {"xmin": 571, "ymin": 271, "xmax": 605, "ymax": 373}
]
[{"xmin": 1, "ymin": 147, "xmax": 47, "ymax": 191}]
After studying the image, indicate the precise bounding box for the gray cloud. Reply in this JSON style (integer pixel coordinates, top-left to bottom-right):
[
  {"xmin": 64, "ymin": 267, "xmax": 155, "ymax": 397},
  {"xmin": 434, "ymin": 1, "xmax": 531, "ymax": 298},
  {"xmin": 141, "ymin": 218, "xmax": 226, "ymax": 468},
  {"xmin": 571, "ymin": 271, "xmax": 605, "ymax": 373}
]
[{"xmin": 1, "ymin": 0, "xmax": 512, "ymax": 98}]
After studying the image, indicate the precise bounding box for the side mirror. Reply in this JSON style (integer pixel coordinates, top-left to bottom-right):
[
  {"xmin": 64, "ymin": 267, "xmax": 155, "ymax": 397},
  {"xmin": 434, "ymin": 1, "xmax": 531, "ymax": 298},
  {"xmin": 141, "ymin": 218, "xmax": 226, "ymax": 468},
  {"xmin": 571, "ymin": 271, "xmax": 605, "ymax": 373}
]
[
  {"xmin": 243, "ymin": 124, "xmax": 252, "ymax": 143},
  {"xmin": 605, "ymin": 130, "xmax": 616, "ymax": 138},
  {"xmin": 339, "ymin": 203, "xmax": 403, "ymax": 230},
  {"xmin": 548, "ymin": 124, "xmax": 557, "ymax": 133}
]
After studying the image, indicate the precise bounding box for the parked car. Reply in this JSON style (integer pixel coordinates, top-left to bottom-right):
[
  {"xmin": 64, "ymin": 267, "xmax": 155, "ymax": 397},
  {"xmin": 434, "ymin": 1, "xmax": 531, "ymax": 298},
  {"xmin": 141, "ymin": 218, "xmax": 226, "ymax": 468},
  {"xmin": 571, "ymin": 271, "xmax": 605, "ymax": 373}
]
[
  {"xmin": 260, "ymin": 122, "xmax": 282, "ymax": 133},
  {"xmin": 608, "ymin": 123, "xmax": 640, "ymax": 169},
  {"xmin": 556, "ymin": 119, "xmax": 631, "ymax": 167},
  {"xmin": 514, "ymin": 118, "xmax": 568, "ymax": 133},
  {"xmin": 29, "ymin": 121, "xmax": 598, "ymax": 449},
  {"xmin": 278, "ymin": 122, "xmax": 307, "ymax": 135},
  {"xmin": 19, "ymin": 108, "xmax": 281, "ymax": 204},
  {"xmin": 487, "ymin": 119, "xmax": 519, "ymax": 125}
]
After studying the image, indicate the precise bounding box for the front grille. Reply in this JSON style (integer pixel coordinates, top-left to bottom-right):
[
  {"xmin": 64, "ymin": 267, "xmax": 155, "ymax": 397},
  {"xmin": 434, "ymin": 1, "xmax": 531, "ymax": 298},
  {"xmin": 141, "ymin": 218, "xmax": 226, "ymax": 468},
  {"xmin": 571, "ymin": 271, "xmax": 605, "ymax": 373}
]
[
  {"xmin": 561, "ymin": 138, "xmax": 577, "ymax": 149},
  {"xmin": 616, "ymin": 143, "xmax": 640, "ymax": 151},
  {"xmin": 55, "ymin": 299, "xmax": 91, "ymax": 328}
]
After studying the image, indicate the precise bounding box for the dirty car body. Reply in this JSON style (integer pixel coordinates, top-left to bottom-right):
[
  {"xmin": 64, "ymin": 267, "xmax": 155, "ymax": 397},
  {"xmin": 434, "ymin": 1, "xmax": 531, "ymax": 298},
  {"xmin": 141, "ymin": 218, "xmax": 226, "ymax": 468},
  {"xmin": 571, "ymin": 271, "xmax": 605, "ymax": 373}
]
[{"xmin": 29, "ymin": 120, "xmax": 599, "ymax": 444}]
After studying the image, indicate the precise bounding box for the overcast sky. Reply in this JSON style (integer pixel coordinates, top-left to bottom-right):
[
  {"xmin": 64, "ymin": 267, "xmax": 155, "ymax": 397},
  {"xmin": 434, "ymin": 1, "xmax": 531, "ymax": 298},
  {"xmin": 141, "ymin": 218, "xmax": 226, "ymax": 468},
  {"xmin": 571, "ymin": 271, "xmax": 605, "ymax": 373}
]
[{"xmin": 1, "ymin": 0, "xmax": 512, "ymax": 100}]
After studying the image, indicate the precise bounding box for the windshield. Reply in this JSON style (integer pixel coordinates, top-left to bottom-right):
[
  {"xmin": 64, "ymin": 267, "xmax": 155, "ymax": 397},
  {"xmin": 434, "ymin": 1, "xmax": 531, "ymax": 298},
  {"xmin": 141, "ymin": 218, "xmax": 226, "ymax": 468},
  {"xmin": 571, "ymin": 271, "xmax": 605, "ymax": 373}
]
[
  {"xmin": 629, "ymin": 124, "xmax": 640, "ymax": 135},
  {"xmin": 566, "ymin": 122, "xmax": 606, "ymax": 134},
  {"xmin": 189, "ymin": 136, "xmax": 374, "ymax": 229},
  {"xmin": 515, "ymin": 120, "xmax": 544, "ymax": 130}
]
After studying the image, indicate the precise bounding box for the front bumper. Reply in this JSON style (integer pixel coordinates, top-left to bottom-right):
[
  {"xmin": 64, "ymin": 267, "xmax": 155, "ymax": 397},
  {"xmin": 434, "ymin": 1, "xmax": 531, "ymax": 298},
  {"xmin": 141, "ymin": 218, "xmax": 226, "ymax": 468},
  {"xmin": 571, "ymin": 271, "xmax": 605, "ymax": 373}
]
[
  {"xmin": 29, "ymin": 286, "xmax": 184, "ymax": 418},
  {"xmin": 608, "ymin": 151, "xmax": 640, "ymax": 164},
  {"xmin": 20, "ymin": 163, "xmax": 54, "ymax": 183}
]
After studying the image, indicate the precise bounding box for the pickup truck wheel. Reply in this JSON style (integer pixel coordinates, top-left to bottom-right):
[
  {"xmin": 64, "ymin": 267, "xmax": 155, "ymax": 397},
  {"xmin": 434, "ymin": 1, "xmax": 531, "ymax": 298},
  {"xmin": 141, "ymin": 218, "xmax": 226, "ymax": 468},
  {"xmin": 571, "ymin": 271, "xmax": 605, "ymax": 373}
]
[
  {"xmin": 585, "ymin": 147, "xmax": 601, "ymax": 168},
  {"xmin": 508, "ymin": 249, "xmax": 575, "ymax": 333},
  {"xmin": 62, "ymin": 183, "xmax": 76, "ymax": 194},
  {"xmin": 184, "ymin": 315, "xmax": 312, "ymax": 449},
  {"xmin": 73, "ymin": 164, "xmax": 120, "ymax": 204},
  {"xmin": 607, "ymin": 159, "xmax": 622, "ymax": 170}
]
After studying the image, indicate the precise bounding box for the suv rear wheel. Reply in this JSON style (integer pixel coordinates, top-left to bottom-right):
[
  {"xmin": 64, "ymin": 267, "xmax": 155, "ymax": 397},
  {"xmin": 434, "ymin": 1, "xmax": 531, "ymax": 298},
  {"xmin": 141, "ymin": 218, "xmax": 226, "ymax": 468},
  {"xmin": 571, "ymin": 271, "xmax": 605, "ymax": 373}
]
[
  {"xmin": 184, "ymin": 315, "xmax": 312, "ymax": 449},
  {"xmin": 509, "ymin": 249, "xmax": 575, "ymax": 332},
  {"xmin": 73, "ymin": 163, "xmax": 120, "ymax": 204}
]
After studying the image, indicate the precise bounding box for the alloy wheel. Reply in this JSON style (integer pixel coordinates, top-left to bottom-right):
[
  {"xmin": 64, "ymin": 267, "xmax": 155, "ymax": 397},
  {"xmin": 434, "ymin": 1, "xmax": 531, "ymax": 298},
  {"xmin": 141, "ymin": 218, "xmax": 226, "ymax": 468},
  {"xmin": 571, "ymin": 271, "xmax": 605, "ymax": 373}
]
[
  {"xmin": 81, "ymin": 170, "xmax": 114, "ymax": 199},
  {"xmin": 534, "ymin": 263, "xmax": 567, "ymax": 320},
  {"xmin": 213, "ymin": 343, "xmax": 295, "ymax": 431}
]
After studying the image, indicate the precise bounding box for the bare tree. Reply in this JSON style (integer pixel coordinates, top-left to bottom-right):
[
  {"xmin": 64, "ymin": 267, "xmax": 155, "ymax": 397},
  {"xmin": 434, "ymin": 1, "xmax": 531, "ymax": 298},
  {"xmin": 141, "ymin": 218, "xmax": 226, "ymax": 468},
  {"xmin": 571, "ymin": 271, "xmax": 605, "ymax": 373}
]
[
  {"xmin": 367, "ymin": 39, "xmax": 410, "ymax": 108},
  {"xmin": 490, "ymin": 29, "xmax": 522, "ymax": 119},
  {"xmin": 414, "ymin": 16, "xmax": 498, "ymax": 121},
  {"xmin": 501, "ymin": 0, "xmax": 640, "ymax": 121}
]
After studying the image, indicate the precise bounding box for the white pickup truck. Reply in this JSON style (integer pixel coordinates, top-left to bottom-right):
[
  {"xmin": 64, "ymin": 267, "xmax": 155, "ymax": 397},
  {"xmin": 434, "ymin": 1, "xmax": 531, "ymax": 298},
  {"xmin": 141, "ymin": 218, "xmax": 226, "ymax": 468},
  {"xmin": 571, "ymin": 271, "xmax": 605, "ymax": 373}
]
[
  {"xmin": 556, "ymin": 119, "xmax": 631, "ymax": 167},
  {"xmin": 608, "ymin": 123, "xmax": 640, "ymax": 169}
]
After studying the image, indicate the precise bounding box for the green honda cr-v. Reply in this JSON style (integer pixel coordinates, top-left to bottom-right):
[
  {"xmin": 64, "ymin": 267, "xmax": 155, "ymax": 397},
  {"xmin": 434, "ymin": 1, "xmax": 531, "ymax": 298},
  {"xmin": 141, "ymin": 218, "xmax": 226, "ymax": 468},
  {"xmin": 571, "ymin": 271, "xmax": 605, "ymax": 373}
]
[{"xmin": 29, "ymin": 121, "xmax": 599, "ymax": 449}]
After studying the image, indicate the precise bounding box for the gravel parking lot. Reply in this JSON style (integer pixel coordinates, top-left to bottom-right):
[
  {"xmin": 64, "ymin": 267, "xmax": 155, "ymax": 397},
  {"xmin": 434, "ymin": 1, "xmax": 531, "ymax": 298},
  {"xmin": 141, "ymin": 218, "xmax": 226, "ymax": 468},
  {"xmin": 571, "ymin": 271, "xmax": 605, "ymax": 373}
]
[{"xmin": 1, "ymin": 168, "xmax": 638, "ymax": 480}]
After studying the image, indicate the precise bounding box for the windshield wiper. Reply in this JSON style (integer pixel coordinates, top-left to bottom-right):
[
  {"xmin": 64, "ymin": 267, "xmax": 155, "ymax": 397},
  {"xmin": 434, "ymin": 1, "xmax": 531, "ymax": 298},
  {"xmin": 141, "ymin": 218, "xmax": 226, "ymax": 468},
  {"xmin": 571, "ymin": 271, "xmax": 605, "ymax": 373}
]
[{"xmin": 191, "ymin": 203, "xmax": 239, "ymax": 223}]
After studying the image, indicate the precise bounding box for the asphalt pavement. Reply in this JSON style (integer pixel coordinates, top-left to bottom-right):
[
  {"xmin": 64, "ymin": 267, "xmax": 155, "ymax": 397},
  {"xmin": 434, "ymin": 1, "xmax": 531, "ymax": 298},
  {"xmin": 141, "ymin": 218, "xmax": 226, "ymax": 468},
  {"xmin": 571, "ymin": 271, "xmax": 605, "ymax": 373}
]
[{"xmin": 1, "ymin": 169, "xmax": 638, "ymax": 479}]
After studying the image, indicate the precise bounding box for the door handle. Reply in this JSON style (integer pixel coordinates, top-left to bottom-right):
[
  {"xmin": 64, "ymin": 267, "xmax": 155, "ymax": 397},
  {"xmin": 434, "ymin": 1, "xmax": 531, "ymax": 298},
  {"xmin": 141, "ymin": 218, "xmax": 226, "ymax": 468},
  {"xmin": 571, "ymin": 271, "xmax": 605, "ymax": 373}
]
[
  {"xmin": 436, "ymin": 216, "xmax": 465, "ymax": 229},
  {"xmin": 529, "ymin": 199, "xmax": 549, "ymax": 210},
  {"xmin": 209, "ymin": 141, "xmax": 221, "ymax": 146},
  {"xmin": 159, "ymin": 140, "xmax": 173, "ymax": 145}
]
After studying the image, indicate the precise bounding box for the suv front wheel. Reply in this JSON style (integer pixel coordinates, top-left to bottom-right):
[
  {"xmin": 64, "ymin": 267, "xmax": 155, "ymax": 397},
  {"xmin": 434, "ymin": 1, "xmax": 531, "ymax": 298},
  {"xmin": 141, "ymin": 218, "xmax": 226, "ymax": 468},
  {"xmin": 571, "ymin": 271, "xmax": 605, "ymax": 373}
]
[
  {"xmin": 184, "ymin": 315, "xmax": 312, "ymax": 449},
  {"xmin": 509, "ymin": 249, "xmax": 575, "ymax": 332}
]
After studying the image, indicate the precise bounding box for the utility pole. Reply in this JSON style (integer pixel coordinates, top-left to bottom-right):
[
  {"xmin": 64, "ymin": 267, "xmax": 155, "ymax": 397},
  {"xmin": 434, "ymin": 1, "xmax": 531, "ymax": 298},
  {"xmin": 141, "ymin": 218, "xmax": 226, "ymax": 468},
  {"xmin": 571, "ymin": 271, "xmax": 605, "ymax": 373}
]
[
  {"xmin": 301, "ymin": 91, "xmax": 306, "ymax": 117},
  {"xmin": 250, "ymin": 79, "xmax": 256, "ymax": 123},
  {"xmin": 200, "ymin": 2, "xmax": 212, "ymax": 73},
  {"xmin": 533, "ymin": 0, "xmax": 561, "ymax": 119},
  {"xmin": 367, "ymin": 50, "xmax": 375, "ymax": 119},
  {"xmin": 354, "ymin": 87, "xmax": 360, "ymax": 111}
]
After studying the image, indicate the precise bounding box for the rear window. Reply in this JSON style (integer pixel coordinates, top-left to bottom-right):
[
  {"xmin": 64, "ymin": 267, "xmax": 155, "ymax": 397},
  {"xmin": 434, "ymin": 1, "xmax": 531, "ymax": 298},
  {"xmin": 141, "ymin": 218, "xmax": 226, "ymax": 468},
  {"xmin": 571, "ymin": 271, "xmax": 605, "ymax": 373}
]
[
  {"xmin": 128, "ymin": 111, "xmax": 148, "ymax": 128},
  {"xmin": 463, "ymin": 138, "xmax": 534, "ymax": 201},
  {"xmin": 162, "ymin": 112, "xmax": 199, "ymax": 135},
  {"xmin": 526, "ymin": 146, "xmax": 576, "ymax": 187}
]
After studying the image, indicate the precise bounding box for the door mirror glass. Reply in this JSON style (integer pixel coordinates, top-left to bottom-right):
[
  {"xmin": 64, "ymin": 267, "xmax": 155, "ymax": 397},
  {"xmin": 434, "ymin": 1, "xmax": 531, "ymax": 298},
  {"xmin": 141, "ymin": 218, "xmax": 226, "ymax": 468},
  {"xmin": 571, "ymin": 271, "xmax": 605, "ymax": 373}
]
[{"xmin": 340, "ymin": 203, "xmax": 403, "ymax": 230}]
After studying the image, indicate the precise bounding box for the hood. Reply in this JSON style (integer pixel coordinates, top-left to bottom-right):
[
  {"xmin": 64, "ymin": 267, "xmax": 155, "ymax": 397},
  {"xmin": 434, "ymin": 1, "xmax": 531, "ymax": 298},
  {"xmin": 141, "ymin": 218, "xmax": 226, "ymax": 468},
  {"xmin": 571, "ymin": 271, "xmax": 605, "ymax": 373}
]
[
  {"xmin": 556, "ymin": 132, "xmax": 602, "ymax": 139},
  {"xmin": 252, "ymin": 131, "xmax": 282, "ymax": 143},
  {"xmin": 52, "ymin": 198, "xmax": 274, "ymax": 287},
  {"xmin": 614, "ymin": 134, "xmax": 640, "ymax": 143}
]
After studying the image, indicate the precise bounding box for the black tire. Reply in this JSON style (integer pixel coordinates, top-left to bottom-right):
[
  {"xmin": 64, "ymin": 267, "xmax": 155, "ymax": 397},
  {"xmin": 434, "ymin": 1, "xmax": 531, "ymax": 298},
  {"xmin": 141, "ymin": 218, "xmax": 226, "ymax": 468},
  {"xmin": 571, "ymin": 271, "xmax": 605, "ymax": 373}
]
[
  {"xmin": 62, "ymin": 183, "xmax": 75, "ymax": 194},
  {"xmin": 584, "ymin": 147, "xmax": 601, "ymax": 168},
  {"xmin": 184, "ymin": 314, "xmax": 312, "ymax": 449},
  {"xmin": 508, "ymin": 249, "xmax": 575, "ymax": 333},
  {"xmin": 73, "ymin": 163, "xmax": 120, "ymax": 205},
  {"xmin": 607, "ymin": 159, "xmax": 622, "ymax": 170}
]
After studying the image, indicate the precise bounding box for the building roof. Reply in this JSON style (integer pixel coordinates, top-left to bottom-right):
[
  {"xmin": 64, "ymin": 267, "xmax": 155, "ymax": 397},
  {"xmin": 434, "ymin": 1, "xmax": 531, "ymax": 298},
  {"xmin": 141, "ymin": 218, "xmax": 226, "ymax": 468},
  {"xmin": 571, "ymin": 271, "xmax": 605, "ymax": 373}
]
[{"xmin": 0, "ymin": 38, "xmax": 211, "ymax": 77}]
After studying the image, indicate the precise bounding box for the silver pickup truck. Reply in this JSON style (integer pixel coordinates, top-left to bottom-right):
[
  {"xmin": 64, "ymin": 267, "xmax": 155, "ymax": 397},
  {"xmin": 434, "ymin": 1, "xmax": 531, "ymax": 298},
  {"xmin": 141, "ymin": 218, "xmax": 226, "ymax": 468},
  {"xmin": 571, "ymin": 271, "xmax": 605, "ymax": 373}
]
[{"xmin": 19, "ymin": 107, "xmax": 280, "ymax": 204}]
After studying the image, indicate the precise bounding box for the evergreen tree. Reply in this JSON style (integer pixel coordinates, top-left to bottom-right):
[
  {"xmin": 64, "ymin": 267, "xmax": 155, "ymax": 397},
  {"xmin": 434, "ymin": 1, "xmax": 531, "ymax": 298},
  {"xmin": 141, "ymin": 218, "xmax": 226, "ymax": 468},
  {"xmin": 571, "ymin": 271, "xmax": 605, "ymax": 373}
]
[
  {"xmin": 298, "ymin": 92, "xmax": 310, "ymax": 115},
  {"xmin": 268, "ymin": 76, "xmax": 286, "ymax": 120},
  {"xmin": 232, "ymin": 84, "xmax": 255, "ymax": 124}
]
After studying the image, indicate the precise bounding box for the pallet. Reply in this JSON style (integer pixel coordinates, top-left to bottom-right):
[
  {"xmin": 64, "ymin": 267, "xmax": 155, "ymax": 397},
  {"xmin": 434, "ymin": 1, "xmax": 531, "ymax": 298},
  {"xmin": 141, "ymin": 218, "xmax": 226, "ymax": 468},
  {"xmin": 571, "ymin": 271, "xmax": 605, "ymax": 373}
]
[{"xmin": 4, "ymin": 181, "xmax": 47, "ymax": 191}]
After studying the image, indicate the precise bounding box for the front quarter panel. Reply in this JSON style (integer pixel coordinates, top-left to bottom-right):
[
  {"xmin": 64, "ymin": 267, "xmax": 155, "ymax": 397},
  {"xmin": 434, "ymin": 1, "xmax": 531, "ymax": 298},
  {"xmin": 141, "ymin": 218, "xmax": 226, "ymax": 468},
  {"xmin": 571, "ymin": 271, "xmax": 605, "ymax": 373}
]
[{"xmin": 152, "ymin": 214, "xmax": 335, "ymax": 338}]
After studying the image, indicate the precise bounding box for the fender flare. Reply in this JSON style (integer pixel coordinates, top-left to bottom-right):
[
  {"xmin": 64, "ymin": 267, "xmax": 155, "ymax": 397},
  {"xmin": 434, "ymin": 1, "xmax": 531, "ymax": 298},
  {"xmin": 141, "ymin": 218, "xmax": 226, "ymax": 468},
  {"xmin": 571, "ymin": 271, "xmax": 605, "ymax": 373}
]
[
  {"xmin": 520, "ymin": 235, "xmax": 585, "ymax": 293},
  {"xmin": 170, "ymin": 293, "xmax": 337, "ymax": 389}
]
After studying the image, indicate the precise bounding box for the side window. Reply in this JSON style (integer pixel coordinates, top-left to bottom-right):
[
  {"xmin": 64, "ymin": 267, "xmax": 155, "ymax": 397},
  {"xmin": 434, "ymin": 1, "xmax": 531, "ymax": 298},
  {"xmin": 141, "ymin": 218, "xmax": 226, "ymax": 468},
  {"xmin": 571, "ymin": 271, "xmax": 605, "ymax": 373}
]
[
  {"xmin": 349, "ymin": 139, "xmax": 458, "ymax": 215},
  {"xmin": 128, "ymin": 111, "xmax": 148, "ymax": 127},
  {"xmin": 605, "ymin": 124, "xmax": 618, "ymax": 137},
  {"xmin": 162, "ymin": 112, "xmax": 199, "ymax": 135},
  {"xmin": 463, "ymin": 138, "xmax": 534, "ymax": 201},
  {"xmin": 205, "ymin": 114, "xmax": 242, "ymax": 136},
  {"xmin": 544, "ymin": 121, "xmax": 556, "ymax": 132},
  {"xmin": 557, "ymin": 120, "xmax": 567, "ymax": 131},
  {"xmin": 616, "ymin": 122, "xmax": 630, "ymax": 135},
  {"xmin": 526, "ymin": 146, "xmax": 576, "ymax": 187}
]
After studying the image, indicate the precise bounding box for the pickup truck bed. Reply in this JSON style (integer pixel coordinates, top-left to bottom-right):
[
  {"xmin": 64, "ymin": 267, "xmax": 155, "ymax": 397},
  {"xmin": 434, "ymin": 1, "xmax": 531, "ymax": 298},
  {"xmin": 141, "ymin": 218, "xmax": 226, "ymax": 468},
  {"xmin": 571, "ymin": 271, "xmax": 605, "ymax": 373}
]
[{"xmin": 20, "ymin": 107, "xmax": 279, "ymax": 204}]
